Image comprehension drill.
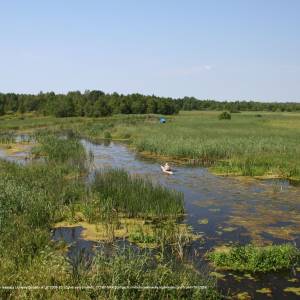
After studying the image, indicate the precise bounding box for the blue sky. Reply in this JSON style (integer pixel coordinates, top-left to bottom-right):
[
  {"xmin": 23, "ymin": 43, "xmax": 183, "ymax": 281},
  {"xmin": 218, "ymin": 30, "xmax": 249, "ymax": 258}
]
[{"xmin": 0, "ymin": 0, "xmax": 299, "ymax": 101}]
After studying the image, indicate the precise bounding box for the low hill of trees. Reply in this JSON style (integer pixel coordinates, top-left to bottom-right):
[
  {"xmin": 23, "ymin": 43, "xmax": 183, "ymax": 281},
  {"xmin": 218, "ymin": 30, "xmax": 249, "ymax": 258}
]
[{"xmin": 0, "ymin": 91, "xmax": 299, "ymax": 117}]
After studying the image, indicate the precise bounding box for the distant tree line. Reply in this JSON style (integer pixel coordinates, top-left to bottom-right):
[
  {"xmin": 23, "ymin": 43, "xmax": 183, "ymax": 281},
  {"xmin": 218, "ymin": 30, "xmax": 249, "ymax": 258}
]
[
  {"xmin": 0, "ymin": 91, "xmax": 299, "ymax": 117},
  {"xmin": 178, "ymin": 97, "xmax": 300, "ymax": 113}
]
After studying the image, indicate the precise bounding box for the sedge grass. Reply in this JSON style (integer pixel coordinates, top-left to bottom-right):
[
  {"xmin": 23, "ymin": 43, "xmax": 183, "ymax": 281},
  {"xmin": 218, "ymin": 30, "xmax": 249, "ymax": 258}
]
[
  {"xmin": 208, "ymin": 244, "xmax": 300, "ymax": 273},
  {"xmin": 92, "ymin": 168, "xmax": 184, "ymax": 218}
]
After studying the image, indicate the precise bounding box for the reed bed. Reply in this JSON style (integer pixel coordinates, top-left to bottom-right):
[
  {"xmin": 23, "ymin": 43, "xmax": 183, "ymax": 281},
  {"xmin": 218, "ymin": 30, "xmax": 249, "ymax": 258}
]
[
  {"xmin": 127, "ymin": 111, "xmax": 300, "ymax": 179},
  {"xmin": 208, "ymin": 244, "xmax": 300, "ymax": 273},
  {"xmin": 92, "ymin": 168, "xmax": 184, "ymax": 218},
  {"xmin": 33, "ymin": 133, "xmax": 88, "ymax": 172},
  {"xmin": 0, "ymin": 131, "xmax": 16, "ymax": 144}
]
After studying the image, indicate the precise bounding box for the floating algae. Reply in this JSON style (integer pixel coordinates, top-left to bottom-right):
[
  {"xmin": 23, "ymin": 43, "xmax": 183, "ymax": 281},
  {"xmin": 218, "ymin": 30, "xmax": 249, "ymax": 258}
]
[
  {"xmin": 283, "ymin": 287, "xmax": 300, "ymax": 296},
  {"xmin": 198, "ymin": 218, "xmax": 209, "ymax": 225},
  {"xmin": 222, "ymin": 226, "xmax": 238, "ymax": 232},
  {"xmin": 235, "ymin": 291, "xmax": 251, "ymax": 300},
  {"xmin": 256, "ymin": 287, "xmax": 272, "ymax": 295},
  {"xmin": 54, "ymin": 216, "xmax": 199, "ymax": 249},
  {"xmin": 209, "ymin": 271, "xmax": 226, "ymax": 280}
]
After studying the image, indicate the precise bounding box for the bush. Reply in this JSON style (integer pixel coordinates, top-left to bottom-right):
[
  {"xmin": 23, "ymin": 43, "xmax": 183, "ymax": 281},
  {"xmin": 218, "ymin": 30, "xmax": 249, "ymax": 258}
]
[
  {"xmin": 218, "ymin": 112, "xmax": 231, "ymax": 120},
  {"xmin": 104, "ymin": 131, "xmax": 112, "ymax": 139}
]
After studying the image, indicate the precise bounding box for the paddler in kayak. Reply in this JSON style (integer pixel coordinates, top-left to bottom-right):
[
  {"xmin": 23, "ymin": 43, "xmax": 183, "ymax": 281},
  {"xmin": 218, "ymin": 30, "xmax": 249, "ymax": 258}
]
[{"xmin": 164, "ymin": 162, "xmax": 171, "ymax": 171}]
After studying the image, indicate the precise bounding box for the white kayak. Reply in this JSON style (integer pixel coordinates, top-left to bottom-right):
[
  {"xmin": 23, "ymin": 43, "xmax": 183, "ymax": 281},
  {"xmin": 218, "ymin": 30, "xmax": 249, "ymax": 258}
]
[{"xmin": 161, "ymin": 165, "xmax": 173, "ymax": 175}]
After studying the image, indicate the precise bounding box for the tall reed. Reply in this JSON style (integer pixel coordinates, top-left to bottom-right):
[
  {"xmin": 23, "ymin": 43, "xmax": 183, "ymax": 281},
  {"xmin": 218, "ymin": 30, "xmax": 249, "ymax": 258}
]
[{"xmin": 92, "ymin": 168, "xmax": 184, "ymax": 218}]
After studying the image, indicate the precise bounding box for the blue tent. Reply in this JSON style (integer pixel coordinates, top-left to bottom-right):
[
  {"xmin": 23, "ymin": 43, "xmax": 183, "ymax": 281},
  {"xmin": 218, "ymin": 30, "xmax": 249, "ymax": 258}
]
[{"xmin": 160, "ymin": 118, "xmax": 166, "ymax": 123}]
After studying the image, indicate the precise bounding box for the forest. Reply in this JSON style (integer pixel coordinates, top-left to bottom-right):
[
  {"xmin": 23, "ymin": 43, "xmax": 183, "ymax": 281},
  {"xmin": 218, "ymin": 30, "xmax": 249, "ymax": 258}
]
[{"xmin": 0, "ymin": 91, "xmax": 299, "ymax": 118}]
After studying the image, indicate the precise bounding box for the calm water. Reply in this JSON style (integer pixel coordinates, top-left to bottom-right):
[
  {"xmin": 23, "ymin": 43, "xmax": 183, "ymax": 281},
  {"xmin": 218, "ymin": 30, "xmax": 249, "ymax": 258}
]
[{"xmin": 2, "ymin": 138, "xmax": 300, "ymax": 299}]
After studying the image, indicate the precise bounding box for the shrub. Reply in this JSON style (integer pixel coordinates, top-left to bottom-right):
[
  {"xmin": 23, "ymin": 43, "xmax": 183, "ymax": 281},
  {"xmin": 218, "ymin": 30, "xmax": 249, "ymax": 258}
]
[
  {"xmin": 218, "ymin": 112, "xmax": 231, "ymax": 120},
  {"xmin": 104, "ymin": 131, "xmax": 112, "ymax": 139}
]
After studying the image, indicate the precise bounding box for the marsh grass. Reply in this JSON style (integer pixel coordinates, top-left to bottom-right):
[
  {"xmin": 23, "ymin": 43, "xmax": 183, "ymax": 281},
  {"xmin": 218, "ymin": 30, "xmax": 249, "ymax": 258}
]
[
  {"xmin": 0, "ymin": 132, "xmax": 218, "ymax": 299},
  {"xmin": 128, "ymin": 111, "xmax": 300, "ymax": 180},
  {"xmin": 92, "ymin": 168, "xmax": 184, "ymax": 218},
  {"xmin": 33, "ymin": 133, "xmax": 88, "ymax": 172},
  {"xmin": 84, "ymin": 248, "xmax": 220, "ymax": 300},
  {"xmin": 7, "ymin": 111, "xmax": 299, "ymax": 180},
  {"xmin": 208, "ymin": 244, "xmax": 300, "ymax": 273},
  {"xmin": 0, "ymin": 131, "xmax": 15, "ymax": 144}
]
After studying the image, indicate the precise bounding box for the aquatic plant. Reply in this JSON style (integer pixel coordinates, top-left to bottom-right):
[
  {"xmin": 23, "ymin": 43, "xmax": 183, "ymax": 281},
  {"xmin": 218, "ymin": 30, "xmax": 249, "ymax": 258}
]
[
  {"xmin": 34, "ymin": 134, "xmax": 87, "ymax": 172},
  {"xmin": 0, "ymin": 131, "xmax": 15, "ymax": 144},
  {"xmin": 86, "ymin": 248, "xmax": 220, "ymax": 300},
  {"xmin": 92, "ymin": 168, "xmax": 184, "ymax": 218},
  {"xmin": 208, "ymin": 244, "xmax": 300, "ymax": 273}
]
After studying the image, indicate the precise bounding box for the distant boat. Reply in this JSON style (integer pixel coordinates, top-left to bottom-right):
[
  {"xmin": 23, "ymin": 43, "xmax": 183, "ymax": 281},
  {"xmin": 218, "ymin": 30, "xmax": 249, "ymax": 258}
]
[{"xmin": 161, "ymin": 165, "xmax": 173, "ymax": 175}]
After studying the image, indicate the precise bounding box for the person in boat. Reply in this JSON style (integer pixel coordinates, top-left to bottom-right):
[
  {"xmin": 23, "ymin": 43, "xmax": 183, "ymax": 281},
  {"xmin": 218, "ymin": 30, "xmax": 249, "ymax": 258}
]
[{"xmin": 164, "ymin": 162, "xmax": 171, "ymax": 171}]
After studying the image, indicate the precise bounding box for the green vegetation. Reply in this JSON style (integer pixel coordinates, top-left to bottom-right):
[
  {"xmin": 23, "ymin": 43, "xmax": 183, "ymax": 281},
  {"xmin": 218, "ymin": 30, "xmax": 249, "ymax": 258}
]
[
  {"xmin": 92, "ymin": 168, "xmax": 183, "ymax": 218},
  {"xmin": 0, "ymin": 91, "xmax": 179, "ymax": 117},
  {"xmin": 1, "ymin": 110, "xmax": 300, "ymax": 297},
  {"xmin": 128, "ymin": 111, "xmax": 300, "ymax": 180},
  {"xmin": 1, "ymin": 111, "xmax": 300, "ymax": 180},
  {"xmin": 0, "ymin": 133, "xmax": 219, "ymax": 299},
  {"xmin": 218, "ymin": 111, "xmax": 231, "ymax": 120},
  {"xmin": 208, "ymin": 244, "xmax": 300, "ymax": 273},
  {"xmin": 1, "ymin": 91, "xmax": 300, "ymax": 119}
]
